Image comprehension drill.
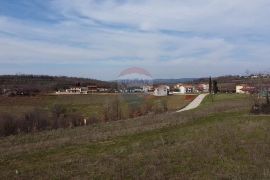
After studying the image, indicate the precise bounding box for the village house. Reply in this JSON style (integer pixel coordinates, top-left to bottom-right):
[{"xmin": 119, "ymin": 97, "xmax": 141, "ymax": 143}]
[
  {"xmin": 87, "ymin": 85, "xmax": 98, "ymax": 93},
  {"xmin": 196, "ymin": 83, "xmax": 209, "ymax": 93},
  {"xmin": 173, "ymin": 84, "xmax": 195, "ymax": 94},
  {"xmin": 65, "ymin": 87, "xmax": 87, "ymax": 94},
  {"xmin": 184, "ymin": 85, "xmax": 194, "ymax": 93},
  {"xmin": 153, "ymin": 85, "xmax": 170, "ymax": 96},
  {"xmin": 236, "ymin": 85, "xmax": 245, "ymax": 94},
  {"xmin": 97, "ymin": 87, "xmax": 109, "ymax": 92},
  {"xmin": 142, "ymin": 85, "xmax": 154, "ymax": 93},
  {"xmin": 56, "ymin": 85, "xmax": 98, "ymax": 94},
  {"xmin": 174, "ymin": 83, "xmax": 182, "ymax": 89},
  {"xmin": 236, "ymin": 84, "xmax": 256, "ymax": 94}
]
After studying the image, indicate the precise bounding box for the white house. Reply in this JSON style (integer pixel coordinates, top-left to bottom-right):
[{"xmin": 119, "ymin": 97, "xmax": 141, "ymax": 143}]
[
  {"xmin": 97, "ymin": 87, "xmax": 108, "ymax": 92},
  {"xmin": 153, "ymin": 85, "xmax": 170, "ymax": 96},
  {"xmin": 66, "ymin": 87, "xmax": 83, "ymax": 94},
  {"xmin": 57, "ymin": 87, "xmax": 88, "ymax": 94},
  {"xmin": 143, "ymin": 85, "xmax": 154, "ymax": 93},
  {"xmin": 174, "ymin": 84, "xmax": 195, "ymax": 94},
  {"xmin": 179, "ymin": 85, "xmax": 186, "ymax": 94},
  {"xmin": 236, "ymin": 85, "xmax": 245, "ymax": 94},
  {"xmin": 185, "ymin": 85, "xmax": 194, "ymax": 93},
  {"xmin": 196, "ymin": 83, "xmax": 209, "ymax": 93},
  {"xmin": 174, "ymin": 83, "xmax": 183, "ymax": 89},
  {"xmin": 236, "ymin": 84, "xmax": 256, "ymax": 94},
  {"xmin": 173, "ymin": 83, "xmax": 187, "ymax": 94}
]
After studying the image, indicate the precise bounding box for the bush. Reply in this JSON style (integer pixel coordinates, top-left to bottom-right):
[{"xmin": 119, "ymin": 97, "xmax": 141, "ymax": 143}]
[
  {"xmin": 261, "ymin": 104, "xmax": 270, "ymax": 114},
  {"xmin": 102, "ymin": 99, "xmax": 122, "ymax": 121},
  {"xmin": 250, "ymin": 103, "xmax": 270, "ymax": 114},
  {"xmin": 152, "ymin": 100, "xmax": 168, "ymax": 114},
  {"xmin": 0, "ymin": 107, "xmax": 86, "ymax": 136},
  {"xmin": 21, "ymin": 110, "xmax": 50, "ymax": 132},
  {"xmin": 128, "ymin": 103, "xmax": 142, "ymax": 118},
  {"xmin": 0, "ymin": 114, "xmax": 18, "ymax": 136},
  {"xmin": 250, "ymin": 104, "xmax": 260, "ymax": 114},
  {"xmin": 87, "ymin": 115, "xmax": 99, "ymax": 125},
  {"xmin": 51, "ymin": 104, "xmax": 67, "ymax": 118},
  {"xmin": 55, "ymin": 112, "xmax": 84, "ymax": 128}
]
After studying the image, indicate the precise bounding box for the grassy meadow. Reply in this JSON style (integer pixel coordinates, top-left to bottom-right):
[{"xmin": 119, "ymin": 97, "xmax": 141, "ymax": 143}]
[
  {"xmin": 0, "ymin": 94, "xmax": 194, "ymax": 118},
  {"xmin": 0, "ymin": 94, "xmax": 269, "ymax": 179}
]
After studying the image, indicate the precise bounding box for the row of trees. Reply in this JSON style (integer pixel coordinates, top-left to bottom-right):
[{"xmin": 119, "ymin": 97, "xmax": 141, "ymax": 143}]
[
  {"xmin": 0, "ymin": 106, "xmax": 84, "ymax": 136},
  {"xmin": 103, "ymin": 97, "xmax": 168, "ymax": 121},
  {"xmin": 0, "ymin": 98, "xmax": 169, "ymax": 137}
]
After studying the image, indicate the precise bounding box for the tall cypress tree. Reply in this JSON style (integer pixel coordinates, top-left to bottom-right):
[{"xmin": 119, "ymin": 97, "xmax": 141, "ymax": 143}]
[
  {"xmin": 209, "ymin": 77, "xmax": 212, "ymax": 94},
  {"xmin": 266, "ymin": 89, "xmax": 270, "ymax": 105},
  {"xmin": 213, "ymin": 80, "xmax": 219, "ymax": 94}
]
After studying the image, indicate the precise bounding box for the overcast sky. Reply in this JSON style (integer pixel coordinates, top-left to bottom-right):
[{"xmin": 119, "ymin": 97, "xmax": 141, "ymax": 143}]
[{"xmin": 0, "ymin": 0, "xmax": 270, "ymax": 80}]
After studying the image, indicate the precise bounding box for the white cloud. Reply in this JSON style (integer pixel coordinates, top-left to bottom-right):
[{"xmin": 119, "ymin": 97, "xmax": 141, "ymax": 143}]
[
  {"xmin": 0, "ymin": 0, "xmax": 270, "ymax": 79},
  {"xmin": 52, "ymin": 0, "xmax": 270, "ymax": 34}
]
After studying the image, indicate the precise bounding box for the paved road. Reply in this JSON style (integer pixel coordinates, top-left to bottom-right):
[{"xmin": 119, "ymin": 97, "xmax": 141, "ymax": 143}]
[{"xmin": 177, "ymin": 94, "xmax": 208, "ymax": 112}]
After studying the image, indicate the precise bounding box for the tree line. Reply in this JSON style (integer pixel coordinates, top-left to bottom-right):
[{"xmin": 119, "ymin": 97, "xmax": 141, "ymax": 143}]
[
  {"xmin": 0, "ymin": 74, "xmax": 115, "ymax": 95},
  {"xmin": 0, "ymin": 97, "xmax": 169, "ymax": 137}
]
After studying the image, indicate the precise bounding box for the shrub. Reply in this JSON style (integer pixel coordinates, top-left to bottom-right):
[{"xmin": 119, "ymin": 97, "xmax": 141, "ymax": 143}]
[
  {"xmin": 21, "ymin": 109, "xmax": 50, "ymax": 132},
  {"xmin": 65, "ymin": 112, "xmax": 84, "ymax": 127},
  {"xmin": 250, "ymin": 104, "xmax": 260, "ymax": 114},
  {"xmin": 128, "ymin": 103, "xmax": 142, "ymax": 118},
  {"xmin": 102, "ymin": 98, "xmax": 123, "ymax": 121},
  {"xmin": 152, "ymin": 100, "xmax": 168, "ymax": 114},
  {"xmin": 161, "ymin": 99, "xmax": 168, "ymax": 112},
  {"xmin": 0, "ymin": 105, "xmax": 89, "ymax": 136},
  {"xmin": 261, "ymin": 104, "xmax": 270, "ymax": 114},
  {"xmin": 51, "ymin": 104, "xmax": 67, "ymax": 118},
  {"xmin": 0, "ymin": 114, "xmax": 18, "ymax": 136},
  {"xmin": 250, "ymin": 102, "xmax": 270, "ymax": 114},
  {"xmin": 87, "ymin": 115, "xmax": 100, "ymax": 125}
]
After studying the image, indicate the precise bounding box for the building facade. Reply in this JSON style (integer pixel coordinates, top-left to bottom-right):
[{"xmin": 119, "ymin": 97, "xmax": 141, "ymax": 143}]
[{"xmin": 153, "ymin": 85, "xmax": 170, "ymax": 96}]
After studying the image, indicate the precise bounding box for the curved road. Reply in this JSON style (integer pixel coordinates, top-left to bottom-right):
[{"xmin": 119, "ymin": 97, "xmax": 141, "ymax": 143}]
[{"xmin": 177, "ymin": 94, "xmax": 208, "ymax": 112}]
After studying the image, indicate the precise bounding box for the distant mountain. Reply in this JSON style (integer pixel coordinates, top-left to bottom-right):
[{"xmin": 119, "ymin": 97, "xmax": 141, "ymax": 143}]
[{"xmin": 153, "ymin": 78, "xmax": 198, "ymax": 85}]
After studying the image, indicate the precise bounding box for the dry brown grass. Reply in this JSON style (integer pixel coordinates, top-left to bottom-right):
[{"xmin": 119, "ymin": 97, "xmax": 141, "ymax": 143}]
[
  {"xmin": 0, "ymin": 94, "xmax": 193, "ymax": 136},
  {"xmin": 0, "ymin": 94, "xmax": 269, "ymax": 179},
  {"xmin": 0, "ymin": 94, "xmax": 191, "ymax": 117}
]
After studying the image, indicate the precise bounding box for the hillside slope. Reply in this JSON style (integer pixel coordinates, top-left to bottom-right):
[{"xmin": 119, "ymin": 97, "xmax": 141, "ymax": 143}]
[
  {"xmin": 0, "ymin": 94, "xmax": 269, "ymax": 179},
  {"xmin": 0, "ymin": 75, "xmax": 114, "ymax": 92}
]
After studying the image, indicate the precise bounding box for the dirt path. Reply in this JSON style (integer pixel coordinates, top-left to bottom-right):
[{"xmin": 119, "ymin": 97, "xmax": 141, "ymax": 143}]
[{"xmin": 177, "ymin": 94, "xmax": 208, "ymax": 112}]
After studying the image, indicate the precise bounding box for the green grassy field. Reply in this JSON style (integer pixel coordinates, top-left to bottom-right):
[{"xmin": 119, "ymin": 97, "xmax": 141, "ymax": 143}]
[
  {"xmin": 0, "ymin": 94, "xmax": 193, "ymax": 118},
  {"xmin": 0, "ymin": 94, "xmax": 269, "ymax": 179}
]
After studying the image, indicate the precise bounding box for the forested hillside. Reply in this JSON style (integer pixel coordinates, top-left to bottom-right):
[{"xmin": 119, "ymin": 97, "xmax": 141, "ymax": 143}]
[{"xmin": 0, "ymin": 75, "xmax": 114, "ymax": 93}]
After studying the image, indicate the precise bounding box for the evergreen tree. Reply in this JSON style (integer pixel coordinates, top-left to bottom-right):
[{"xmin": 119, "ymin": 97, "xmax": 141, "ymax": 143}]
[
  {"xmin": 266, "ymin": 90, "xmax": 270, "ymax": 105},
  {"xmin": 213, "ymin": 80, "xmax": 219, "ymax": 94},
  {"xmin": 209, "ymin": 77, "xmax": 212, "ymax": 94}
]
